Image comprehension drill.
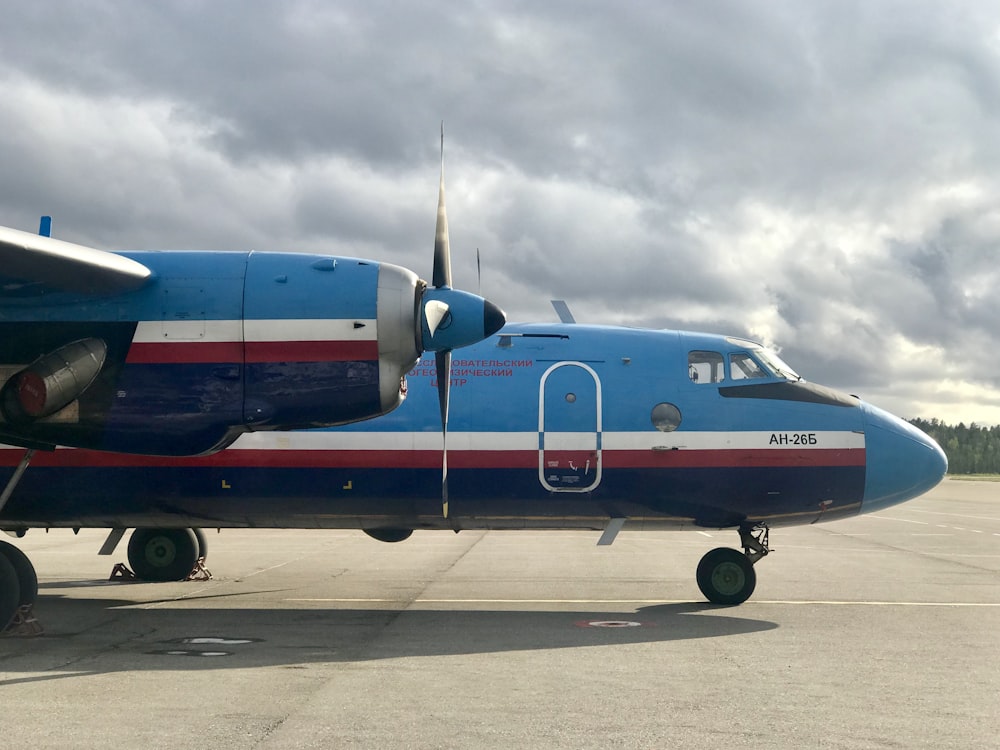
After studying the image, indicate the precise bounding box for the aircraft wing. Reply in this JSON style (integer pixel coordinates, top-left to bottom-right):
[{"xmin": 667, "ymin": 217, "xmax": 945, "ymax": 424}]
[{"xmin": 0, "ymin": 225, "xmax": 152, "ymax": 296}]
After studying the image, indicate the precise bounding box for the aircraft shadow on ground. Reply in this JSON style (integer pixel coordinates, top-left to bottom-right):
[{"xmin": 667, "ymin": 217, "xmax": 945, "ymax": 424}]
[{"xmin": 0, "ymin": 590, "xmax": 778, "ymax": 683}]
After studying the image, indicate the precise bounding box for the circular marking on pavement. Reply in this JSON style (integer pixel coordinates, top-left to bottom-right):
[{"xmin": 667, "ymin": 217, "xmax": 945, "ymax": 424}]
[
  {"xmin": 181, "ymin": 637, "xmax": 257, "ymax": 645},
  {"xmin": 149, "ymin": 636, "xmax": 261, "ymax": 656},
  {"xmin": 575, "ymin": 620, "xmax": 649, "ymax": 628}
]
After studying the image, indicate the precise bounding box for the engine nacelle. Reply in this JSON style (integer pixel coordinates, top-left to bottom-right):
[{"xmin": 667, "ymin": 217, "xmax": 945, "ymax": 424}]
[
  {"xmin": 0, "ymin": 254, "xmax": 428, "ymax": 454},
  {"xmin": 239, "ymin": 255, "xmax": 423, "ymax": 433},
  {"xmin": 0, "ymin": 250, "xmax": 502, "ymax": 456}
]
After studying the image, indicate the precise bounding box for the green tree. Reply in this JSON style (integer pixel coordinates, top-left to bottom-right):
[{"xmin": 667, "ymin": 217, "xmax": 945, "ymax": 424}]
[{"xmin": 908, "ymin": 418, "xmax": 1000, "ymax": 474}]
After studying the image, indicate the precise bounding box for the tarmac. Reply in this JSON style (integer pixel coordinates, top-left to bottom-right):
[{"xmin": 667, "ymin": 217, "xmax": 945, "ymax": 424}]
[{"xmin": 0, "ymin": 477, "xmax": 998, "ymax": 748}]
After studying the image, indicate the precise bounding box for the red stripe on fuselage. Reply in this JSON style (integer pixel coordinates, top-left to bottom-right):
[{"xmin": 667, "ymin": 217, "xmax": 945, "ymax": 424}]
[
  {"xmin": 244, "ymin": 341, "xmax": 378, "ymax": 363},
  {"xmin": 1, "ymin": 448, "xmax": 865, "ymax": 470},
  {"xmin": 1, "ymin": 449, "xmax": 529, "ymax": 470},
  {"xmin": 125, "ymin": 340, "xmax": 378, "ymax": 364},
  {"xmin": 125, "ymin": 341, "xmax": 243, "ymax": 364}
]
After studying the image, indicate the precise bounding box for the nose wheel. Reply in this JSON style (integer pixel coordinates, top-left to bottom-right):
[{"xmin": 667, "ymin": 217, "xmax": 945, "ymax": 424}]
[{"xmin": 696, "ymin": 524, "xmax": 769, "ymax": 605}]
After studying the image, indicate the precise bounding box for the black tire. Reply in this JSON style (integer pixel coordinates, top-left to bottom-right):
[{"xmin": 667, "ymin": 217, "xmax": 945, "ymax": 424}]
[
  {"xmin": 0, "ymin": 552, "xmax": 20, "ymax": 631},
  {"xmin": 192, "ymin": 528, "xmax": 208, "ymax": 559},
  {"xmin": 696, "ymin": 547, "xmax": 757, "ymax": 605},
  {"xmin": 127, "ymin": 528, "xmax": 199, "ymax": 582},
  {"xmin": 0, "ymin": 540, "xmax": 38, "ymax": 605}
]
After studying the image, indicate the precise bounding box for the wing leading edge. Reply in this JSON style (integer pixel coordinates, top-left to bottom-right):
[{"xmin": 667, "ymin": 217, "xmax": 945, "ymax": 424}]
[{"xmin": 0, "ymin": 225, "xmax": 152, "ymax": 296}]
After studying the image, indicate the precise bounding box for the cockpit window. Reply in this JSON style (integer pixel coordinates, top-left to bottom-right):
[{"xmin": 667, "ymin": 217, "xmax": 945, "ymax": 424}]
[
  {"xmin": 724, "ymin": 337, "xmax": 800, "ymax": 381},
  {"xmin": 755, "ymin": 348, "xmax": 799, "ymax": 380},
  {"xmin": 729, "ymin": 352, "xmax": 768, "ymax": 380},
  {"xmin": 688, "ymin": 351, "xmax": 725, "ymax": 384}
]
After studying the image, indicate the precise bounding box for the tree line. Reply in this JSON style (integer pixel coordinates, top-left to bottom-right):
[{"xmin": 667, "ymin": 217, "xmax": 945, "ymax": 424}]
[{"xmin": 907, "ymin": 418, "xmax": 1000, "ymax": 475}]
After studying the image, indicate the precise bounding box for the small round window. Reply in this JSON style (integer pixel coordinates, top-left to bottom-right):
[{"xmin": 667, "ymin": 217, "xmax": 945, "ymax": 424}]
[{"xmin": 651, "ymin": 402, "xmax": 682, "ymax": 432}]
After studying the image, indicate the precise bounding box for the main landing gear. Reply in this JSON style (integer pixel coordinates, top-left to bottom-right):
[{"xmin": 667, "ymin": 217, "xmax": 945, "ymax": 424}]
[
  {"xmin": 0, "ymin": 539, "xmax": 40, "ymax": 635},
  {"xmin": 121, "ymin": 527, "xmax": 210, "ymax": 582},
  {"xmin": 696, "ymin": 524, "xmax": 770, "ymax": 605},
  {"xmin": 1, "ymin": 526, "xmax": 212, "ymax": 635}
]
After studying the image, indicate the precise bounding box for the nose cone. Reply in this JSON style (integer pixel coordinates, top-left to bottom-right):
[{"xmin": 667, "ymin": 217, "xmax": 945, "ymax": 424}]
[
  {"xmin": 483, "ymin": 299, "xmax": 506, "ymax": 338},
  {"xmin": 861, "ymin": 402, "xmax": 948, "ymax": 513}
]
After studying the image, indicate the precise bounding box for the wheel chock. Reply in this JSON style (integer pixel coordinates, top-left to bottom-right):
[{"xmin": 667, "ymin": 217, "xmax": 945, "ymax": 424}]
[
  {"xmin": 2, "ymin": 604, "xmax": 43, "ymax": 637},
  {"xmin": 186, "ymin": 557, "xmax": 212, "ymax": 581},
  {"xmin": 109, "ymin": 563, "xmax": 136, "ymax": 581}
]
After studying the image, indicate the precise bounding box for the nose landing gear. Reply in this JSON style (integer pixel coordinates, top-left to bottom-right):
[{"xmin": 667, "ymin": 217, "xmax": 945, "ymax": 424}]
[{"xmin": 696, "ymin": 524, "xmax": 770, "ymax": 605}]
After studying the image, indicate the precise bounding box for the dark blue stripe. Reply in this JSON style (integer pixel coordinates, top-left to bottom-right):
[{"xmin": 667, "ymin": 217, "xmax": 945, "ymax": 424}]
[{"xmin": 0, "ymin": 465, "xmax": 865, "ymax": 528}]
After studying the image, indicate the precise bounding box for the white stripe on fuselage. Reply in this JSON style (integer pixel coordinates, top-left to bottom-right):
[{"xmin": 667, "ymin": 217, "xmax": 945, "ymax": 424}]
[
  {"xmin": 229, "ymin": 430, "xmax": 865, "ymax": 452},
  {"xmin": 131, "ymin": 319, "xmax": 378, "ymax": 343},
  {"xmin": 243, "ymin": 319, "xmax": 377, "ymax": 342}
]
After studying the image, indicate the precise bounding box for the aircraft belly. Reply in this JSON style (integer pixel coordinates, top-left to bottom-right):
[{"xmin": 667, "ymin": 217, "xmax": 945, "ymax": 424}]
[{"xmin": 0, "ymin": 458, "xmax": 865, "ymax": 530}]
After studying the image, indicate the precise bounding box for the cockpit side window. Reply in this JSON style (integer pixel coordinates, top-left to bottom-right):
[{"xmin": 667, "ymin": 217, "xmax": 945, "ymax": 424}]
[
  {"xmin": 688, "ymin": 351, "xmax": 725, "ymax": 384},
  {"xmin": 729, "ymin": 352, "xmax": 769, "ymax": 381}
]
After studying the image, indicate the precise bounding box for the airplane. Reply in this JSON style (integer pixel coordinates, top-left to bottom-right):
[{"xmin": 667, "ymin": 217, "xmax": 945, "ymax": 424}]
[
  {"xmin": 0, "ymin": 136, "xmax": 508, "ymax": 630},
  {"xmin": 0, "ymin": 296, "xmax": 948, "ymax": 628}
]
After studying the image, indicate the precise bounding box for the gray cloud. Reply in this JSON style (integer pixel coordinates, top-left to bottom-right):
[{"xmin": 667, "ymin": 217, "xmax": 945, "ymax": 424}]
[{"xmin": 2, "ymin": 0, "xmax": 1000, "ymax": 422}]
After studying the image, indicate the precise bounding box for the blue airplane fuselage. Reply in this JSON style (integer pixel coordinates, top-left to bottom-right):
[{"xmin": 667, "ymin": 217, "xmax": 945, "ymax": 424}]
[{"xmin": 0, "ymin": 321, "xmax": 947, "ymax": 533}]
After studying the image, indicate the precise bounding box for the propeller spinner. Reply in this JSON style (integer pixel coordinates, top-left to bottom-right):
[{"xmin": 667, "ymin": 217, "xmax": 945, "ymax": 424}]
[{"xmin": 419, "ymin": 130, "xmax": 505, "ymax": 517}]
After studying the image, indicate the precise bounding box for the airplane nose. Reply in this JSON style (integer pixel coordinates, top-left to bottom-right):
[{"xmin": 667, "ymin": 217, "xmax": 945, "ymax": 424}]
[{"xmin": 861, "ymin": 401, "xmax": 948, "ymax": 513}]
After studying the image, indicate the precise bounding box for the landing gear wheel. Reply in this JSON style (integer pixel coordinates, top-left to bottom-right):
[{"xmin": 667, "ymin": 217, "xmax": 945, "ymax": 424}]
[
  {"xmin": 697, "ymin": 547, "xmax": 757, "ymax": 605},
  {"xmin": 127, "ymin": 528, "xmax": 199, "ymax": 582},
  {"xmin": 0, "ymin": 540, "xmax": 38, "ymax": 606},
  {"xmin": 192, "ymin": 528, "xmax": 208, "ymax": 559},
  {"xmin": 0, "ymin": 552, "xmax": 20, "ymax": 631}
]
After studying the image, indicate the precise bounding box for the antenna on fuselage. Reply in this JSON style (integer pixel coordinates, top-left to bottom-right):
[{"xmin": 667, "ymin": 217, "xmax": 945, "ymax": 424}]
[{"xmin": 551, "ymin": 300, "xmax": 576, "ymax": 324}]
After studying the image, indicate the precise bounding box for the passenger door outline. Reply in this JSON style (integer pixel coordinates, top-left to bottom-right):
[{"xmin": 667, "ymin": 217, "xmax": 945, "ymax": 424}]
[{"xmin": 538, "ymin": 361, "xmax": 602, "ymax": 492}]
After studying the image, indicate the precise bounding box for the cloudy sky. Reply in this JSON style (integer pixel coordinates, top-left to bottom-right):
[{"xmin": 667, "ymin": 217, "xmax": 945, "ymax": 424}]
[{"xmin": 2, "ymin": 1, "xmax": 999, "ymax": 424}]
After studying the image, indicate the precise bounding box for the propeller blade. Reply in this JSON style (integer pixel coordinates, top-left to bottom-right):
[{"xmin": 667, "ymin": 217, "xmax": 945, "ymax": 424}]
[
  {"xmin": 436, "ymin": 349, "xmax": 451, "ymax": 517},
  {"xmin": 432, "ymin": 126, "xmax": 452, "ymax": 290},
  {"xmin": 433, "ymin": 125, "xmax": 452, "ymax": 519},
  {"xmin": 423, "ymin": 126, "xmax": 506, "ymax": 521}
]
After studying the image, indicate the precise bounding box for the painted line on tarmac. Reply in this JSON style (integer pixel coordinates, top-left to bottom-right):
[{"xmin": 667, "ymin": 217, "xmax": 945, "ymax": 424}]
[
  {"xmin": 869, "ymin": 516, "xmax": 929, "ymax": 525},
  {"xmin": 288, "ymin": 598, "xmax": 688, "ymax": 604},
  {"xmin": 286, "ymin": 598, "xmax": 1000, "ymax": 607},
  {"xmin": 904, "ymin": 508, "xmax": 1000, "ymax": 523},
  {"xmin": 755, "ymin": 600, "xmax": 1000, "ymax": 607}
]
